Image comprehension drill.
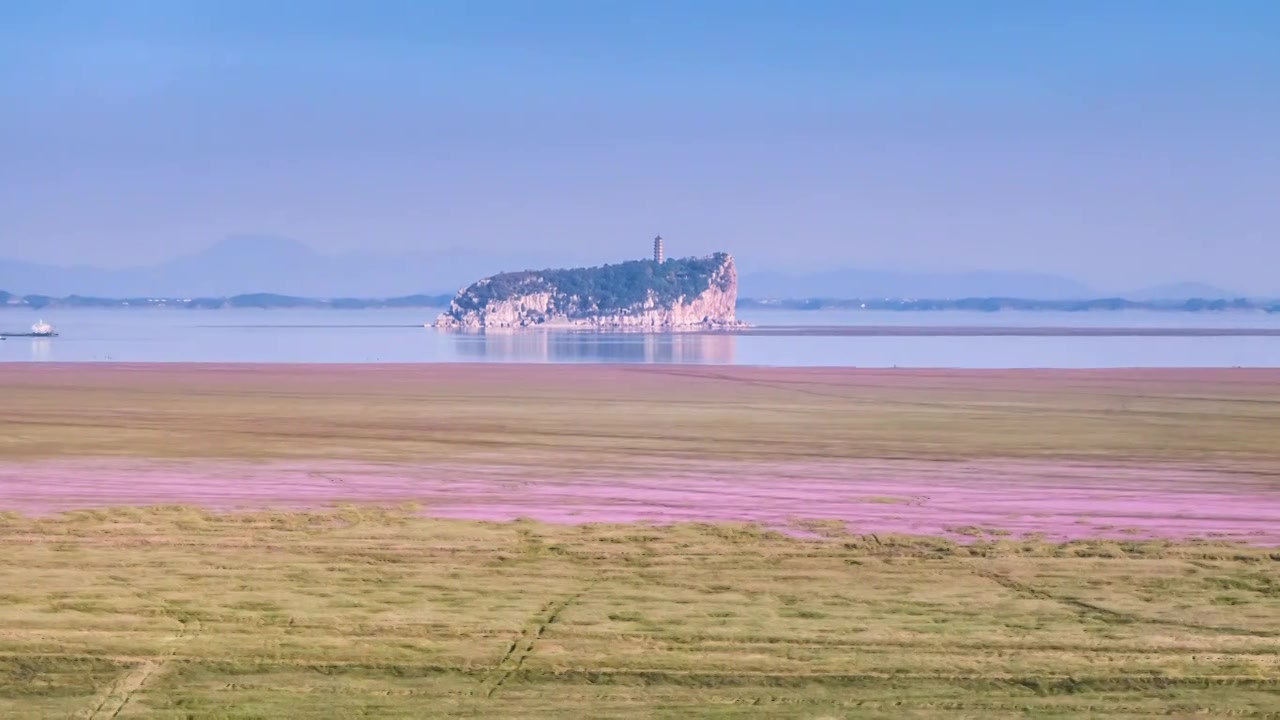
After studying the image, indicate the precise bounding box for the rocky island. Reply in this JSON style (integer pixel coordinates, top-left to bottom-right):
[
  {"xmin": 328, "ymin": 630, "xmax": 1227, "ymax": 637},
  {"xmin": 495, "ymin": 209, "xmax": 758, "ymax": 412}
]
[{"xmin": 432, "ymin": 252, "xmax": 746, "ymax": 330}]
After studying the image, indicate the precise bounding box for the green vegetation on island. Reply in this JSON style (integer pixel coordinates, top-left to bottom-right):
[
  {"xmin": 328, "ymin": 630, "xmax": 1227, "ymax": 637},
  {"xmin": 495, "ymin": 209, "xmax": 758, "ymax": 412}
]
[{"xmin": 451, "ymin": 253, "xmax": 734, "ymax": 315}]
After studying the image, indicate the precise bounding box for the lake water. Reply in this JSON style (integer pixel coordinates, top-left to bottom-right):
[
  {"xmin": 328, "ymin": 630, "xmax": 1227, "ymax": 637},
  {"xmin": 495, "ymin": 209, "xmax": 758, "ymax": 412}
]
[{"xmin": 2, "ymin": 308, "xmax": 1279, "ymax": 368}]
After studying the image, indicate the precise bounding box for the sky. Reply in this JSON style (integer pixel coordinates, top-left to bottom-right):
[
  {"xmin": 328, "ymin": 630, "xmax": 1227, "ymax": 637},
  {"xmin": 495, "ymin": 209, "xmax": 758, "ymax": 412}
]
[{"xmin": 1, "ymin": 0, "xmax": 1278, "ymax": 293}]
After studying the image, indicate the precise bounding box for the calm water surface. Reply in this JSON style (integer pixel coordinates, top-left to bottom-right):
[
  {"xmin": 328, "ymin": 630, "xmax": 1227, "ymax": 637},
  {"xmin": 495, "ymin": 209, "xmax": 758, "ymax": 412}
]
[{"xmin": 2, "ymin": 308, "xmax": 1279, "ymax": 367}]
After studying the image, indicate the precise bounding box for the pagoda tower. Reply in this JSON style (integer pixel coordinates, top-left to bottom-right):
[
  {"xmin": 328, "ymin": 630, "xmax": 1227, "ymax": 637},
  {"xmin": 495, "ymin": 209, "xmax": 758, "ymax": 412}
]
[{"xmin": 653, "ymin": 234, "xmax": 664, "ymax": 263}]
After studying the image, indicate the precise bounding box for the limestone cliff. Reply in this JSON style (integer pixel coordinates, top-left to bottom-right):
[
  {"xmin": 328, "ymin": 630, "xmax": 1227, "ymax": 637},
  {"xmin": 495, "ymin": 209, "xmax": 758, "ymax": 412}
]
[{"xmin": 432, "ymin": 252, "xmax": 745, "ymax": 330}]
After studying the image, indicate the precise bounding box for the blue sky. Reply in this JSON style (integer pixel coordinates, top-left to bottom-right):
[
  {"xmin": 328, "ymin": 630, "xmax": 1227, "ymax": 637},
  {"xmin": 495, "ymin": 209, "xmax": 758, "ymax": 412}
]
[{"xmin": 2, "ymin": 1, "xmax": 1277, "ymax": 292}]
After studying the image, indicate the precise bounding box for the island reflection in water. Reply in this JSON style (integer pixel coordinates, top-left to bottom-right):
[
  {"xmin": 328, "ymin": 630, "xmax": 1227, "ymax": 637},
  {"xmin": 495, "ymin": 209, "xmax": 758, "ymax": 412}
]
[
  {"xmin": 29, "ymin": 339, "xmax": 52, "ymax": 362},
  {"xmin": 450, "ymin": 330, "xmax": 737, "ymax": 364}
]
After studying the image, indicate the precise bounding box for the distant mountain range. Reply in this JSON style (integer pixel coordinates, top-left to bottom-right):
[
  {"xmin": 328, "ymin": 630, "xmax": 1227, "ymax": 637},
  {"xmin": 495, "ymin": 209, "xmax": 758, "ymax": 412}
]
[
  {"xmin": 738, "ymin": 268, "xmax": 1097, "ymax": 301},
  {"xmin": 737, "ymin": 270, "xmax": 1256, "ymax": 302},
  {"xmin": 0, "ymin": 237, "xmax": 1262, "ymax": 301},
  {"xmin": 0, "ymin": 236, "xmax": 561, "ymax": 299},
  {"xmin": 1118, "ymin": 282, "xmax": 1241, "ymax": 302}
]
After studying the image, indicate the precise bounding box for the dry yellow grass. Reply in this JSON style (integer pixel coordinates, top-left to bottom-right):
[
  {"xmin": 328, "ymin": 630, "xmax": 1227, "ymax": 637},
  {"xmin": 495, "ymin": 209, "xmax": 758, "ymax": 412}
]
[{"xmin": 1, "ymin": 508, "xmax": 1279, "ymax": 718}]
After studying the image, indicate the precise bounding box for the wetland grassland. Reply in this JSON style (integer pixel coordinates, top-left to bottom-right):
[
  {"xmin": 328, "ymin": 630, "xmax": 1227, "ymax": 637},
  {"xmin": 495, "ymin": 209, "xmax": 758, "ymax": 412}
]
[{"xmin": 0, "ymin": 364, "xmax": 1278, "ymax": 717}]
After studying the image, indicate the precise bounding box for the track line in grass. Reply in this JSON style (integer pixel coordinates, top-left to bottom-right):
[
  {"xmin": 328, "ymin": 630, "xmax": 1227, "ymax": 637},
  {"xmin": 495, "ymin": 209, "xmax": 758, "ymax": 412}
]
[
  {"xmin": 79, "ymin": 617, "xmax": 201, "ymax": 720},
  {"xmin": 483, "ymin": 586, "xmax": 591, "ymax": 699},
  {"xmin": 972, "ymin": 568, "xmax": 1279, "ymax": 639}
]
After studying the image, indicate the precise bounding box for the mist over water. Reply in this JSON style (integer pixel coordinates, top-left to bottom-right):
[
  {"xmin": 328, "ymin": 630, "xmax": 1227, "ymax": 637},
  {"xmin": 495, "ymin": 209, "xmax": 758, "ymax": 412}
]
[{"xmin": 2, "ymin": 308, "xmax": 1279, "ymax": 367}]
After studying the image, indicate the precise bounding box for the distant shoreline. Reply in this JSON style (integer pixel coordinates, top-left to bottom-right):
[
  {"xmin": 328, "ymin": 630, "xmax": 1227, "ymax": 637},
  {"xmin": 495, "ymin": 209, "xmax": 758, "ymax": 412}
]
[
  {"xmin": 2, "ymin": 292, "xmax": 1278, "ymax": 314},
  {"xmin": 709, "ymin": 325, "xmax": 1280, "ymax": 337}
]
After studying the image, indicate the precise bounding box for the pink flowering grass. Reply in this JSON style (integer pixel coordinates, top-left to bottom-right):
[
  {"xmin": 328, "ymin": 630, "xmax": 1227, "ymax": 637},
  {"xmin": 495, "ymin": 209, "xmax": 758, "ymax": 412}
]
[
  {"xmin": 2, "ymin": 457, "xmax": 1278, "ymax": 544},
  {"xmin": 3, "ymin": 363, "xmax": 1279, "ymax": 544}
]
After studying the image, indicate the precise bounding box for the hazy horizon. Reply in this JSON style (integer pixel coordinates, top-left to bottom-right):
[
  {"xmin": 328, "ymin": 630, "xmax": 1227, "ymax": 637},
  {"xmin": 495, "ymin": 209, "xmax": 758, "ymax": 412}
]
[
  {"xmin": 3, "ymin": 1, "xmax": 1278, "ymax": 294},
  {"xmin": 0, "ymin": 235, "xmax": 1263, "ymax": 300}
]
